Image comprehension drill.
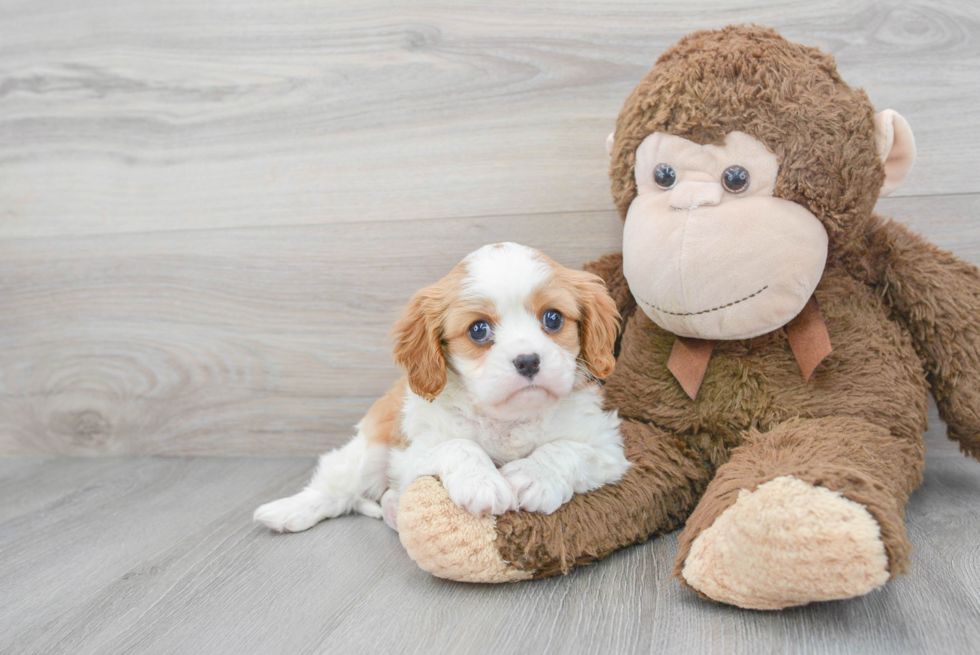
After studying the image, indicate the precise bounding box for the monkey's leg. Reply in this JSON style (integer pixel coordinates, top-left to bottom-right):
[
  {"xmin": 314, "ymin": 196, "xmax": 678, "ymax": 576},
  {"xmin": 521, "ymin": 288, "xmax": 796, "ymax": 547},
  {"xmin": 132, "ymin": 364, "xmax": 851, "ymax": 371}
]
[
  {"xmin": 674, "ymin": 416, "xmax": 924, "ymax": 610},
  {"xmin": 396, "ymin": 419, "xmax": 712, "ymax": 582}
]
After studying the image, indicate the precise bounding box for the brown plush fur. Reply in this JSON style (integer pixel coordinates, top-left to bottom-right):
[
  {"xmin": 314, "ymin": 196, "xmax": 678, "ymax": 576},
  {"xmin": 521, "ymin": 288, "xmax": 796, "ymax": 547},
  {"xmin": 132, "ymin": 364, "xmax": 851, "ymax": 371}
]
[
  {"xmin": 847, "ymin": 216, "xmax": 980, "ymax": 459},
  {"xmin": 486, "ymin": 26, "xmax": 980, "ymax": 593}
]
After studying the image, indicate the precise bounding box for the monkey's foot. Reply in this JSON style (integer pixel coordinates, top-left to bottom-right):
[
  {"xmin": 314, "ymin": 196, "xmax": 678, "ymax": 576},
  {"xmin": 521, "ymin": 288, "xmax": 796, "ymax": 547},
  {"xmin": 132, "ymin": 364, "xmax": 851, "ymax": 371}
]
[
  {"xmin": 679, "ymin": 475, "xmax": 890, "ymax": 610},
  {"xmin": 397, "ymin": 476, "xmax": 531, "ymax": 583}
]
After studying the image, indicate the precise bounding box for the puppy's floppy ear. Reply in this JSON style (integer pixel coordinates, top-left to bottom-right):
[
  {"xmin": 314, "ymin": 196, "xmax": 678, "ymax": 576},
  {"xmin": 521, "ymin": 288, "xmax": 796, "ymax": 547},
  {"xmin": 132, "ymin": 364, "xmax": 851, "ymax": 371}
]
[
  {"xmin": 571, "ymin": 269, "xmax": 620, "ymax": 379},
  {"xmin": 391, "ymin": 284, "xmax": 447, "ymax": 402}
]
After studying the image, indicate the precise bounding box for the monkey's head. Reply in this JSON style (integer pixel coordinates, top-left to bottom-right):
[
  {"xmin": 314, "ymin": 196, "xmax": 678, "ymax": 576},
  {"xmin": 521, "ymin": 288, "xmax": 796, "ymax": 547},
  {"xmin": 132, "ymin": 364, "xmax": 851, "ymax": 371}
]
[{"xmin": 610, "ymin": 26, "xmax": 915, "ymax": 340}]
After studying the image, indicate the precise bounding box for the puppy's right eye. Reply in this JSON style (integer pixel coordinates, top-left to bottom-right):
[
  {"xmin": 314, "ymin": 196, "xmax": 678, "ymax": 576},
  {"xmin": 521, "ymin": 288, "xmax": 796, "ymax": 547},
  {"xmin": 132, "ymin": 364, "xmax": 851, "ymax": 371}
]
[
  {"xmin": 542, "ymin": 309, "xmax": 564, "ymax": 332},
  {"xmin": 468, "ymin": 320, "xmax": 492, "ymax": 344}
]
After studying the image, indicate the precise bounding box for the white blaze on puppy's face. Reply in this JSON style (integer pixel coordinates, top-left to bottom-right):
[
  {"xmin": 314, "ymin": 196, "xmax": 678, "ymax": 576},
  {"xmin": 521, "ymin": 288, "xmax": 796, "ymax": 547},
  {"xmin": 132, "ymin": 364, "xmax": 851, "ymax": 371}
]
[
  {"xmin": 622, "ymin": 131, "xmax": 829, "ymax": 340},
  {"xmin": 448, "ymin": 243, "xmax": 581, "ymax": 420}
]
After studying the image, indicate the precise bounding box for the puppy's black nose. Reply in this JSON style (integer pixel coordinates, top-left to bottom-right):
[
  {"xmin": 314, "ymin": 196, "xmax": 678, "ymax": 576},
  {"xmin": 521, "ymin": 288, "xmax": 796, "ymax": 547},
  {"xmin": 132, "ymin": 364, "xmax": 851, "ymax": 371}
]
[{"xmin": 513, "ymin": 353, "xmax": 541, "ymax": 379}]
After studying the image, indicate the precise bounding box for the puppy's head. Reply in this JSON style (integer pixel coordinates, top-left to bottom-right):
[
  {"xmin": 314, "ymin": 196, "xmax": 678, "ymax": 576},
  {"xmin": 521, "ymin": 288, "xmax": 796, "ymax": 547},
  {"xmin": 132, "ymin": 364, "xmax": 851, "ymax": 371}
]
[{"xmin": 391, "ymin": 243, "xmax": 619, "ymax": 419}]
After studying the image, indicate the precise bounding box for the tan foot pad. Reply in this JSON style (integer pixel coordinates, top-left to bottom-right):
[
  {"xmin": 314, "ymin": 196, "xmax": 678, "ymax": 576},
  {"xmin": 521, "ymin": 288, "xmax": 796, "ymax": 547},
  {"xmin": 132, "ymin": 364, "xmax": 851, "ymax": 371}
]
[
  {"xmin": 681, "ymin": 475, "xmax": 889, "ymax": 610},
  {"xmin": 397, "ymin": 476, "xmax": 532, "ymax": 583}
]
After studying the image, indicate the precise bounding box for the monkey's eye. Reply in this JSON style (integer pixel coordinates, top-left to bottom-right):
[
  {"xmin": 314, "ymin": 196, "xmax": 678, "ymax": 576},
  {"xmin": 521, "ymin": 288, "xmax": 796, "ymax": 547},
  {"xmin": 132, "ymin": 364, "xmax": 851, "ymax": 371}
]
[
  {"xmin": 542, "ymin": 310, "xmax": 564, "ymax": 332},
  {"xmin": 722, "ymin": 165, "xmax": 750, "ymax": 194},
  {"xmin": 653, "ymin": 163, "xmax": 677, "ymax": 190},
  {"xmin": 468, "ymin": 320, "xmax": 492, "ymax": 344}
]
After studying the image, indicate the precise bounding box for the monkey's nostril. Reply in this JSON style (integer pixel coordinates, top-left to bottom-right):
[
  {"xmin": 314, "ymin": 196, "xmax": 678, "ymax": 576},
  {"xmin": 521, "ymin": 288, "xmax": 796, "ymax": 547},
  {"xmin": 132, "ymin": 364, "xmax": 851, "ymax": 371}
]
[{"xmin": 513, "ymin": 353, "xmax": 541, "ymax": 379}]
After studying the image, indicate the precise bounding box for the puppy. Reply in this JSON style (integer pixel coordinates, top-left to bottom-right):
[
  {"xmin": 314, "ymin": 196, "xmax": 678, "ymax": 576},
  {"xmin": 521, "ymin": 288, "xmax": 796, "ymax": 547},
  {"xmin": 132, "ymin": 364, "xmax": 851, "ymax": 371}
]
[{"xmin": 254, "ymin": 242, "xmax": 630, "ymax": 533}]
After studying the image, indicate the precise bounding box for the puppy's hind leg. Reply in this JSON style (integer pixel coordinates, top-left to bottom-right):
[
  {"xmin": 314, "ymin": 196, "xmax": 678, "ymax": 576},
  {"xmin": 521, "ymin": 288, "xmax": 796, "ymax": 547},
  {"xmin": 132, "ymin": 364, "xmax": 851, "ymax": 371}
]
[
  {"xmin": 381, "ymin": 489, "xmax": 400, "ymax": 531},
  {"xmin": 254, "ymin": 378, "xmax": 406, "ymax": 533},
  {"xmin": 254, "ymin": 433, "xmax": 381, "ymax": 533}
]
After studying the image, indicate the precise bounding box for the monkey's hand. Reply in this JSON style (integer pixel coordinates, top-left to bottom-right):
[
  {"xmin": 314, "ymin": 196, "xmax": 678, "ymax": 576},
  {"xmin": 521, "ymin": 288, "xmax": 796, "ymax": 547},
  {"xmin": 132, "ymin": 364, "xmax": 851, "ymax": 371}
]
[
  {"xmin": 865, "ymin": 216, "xmax": 980, "ymax": 460},
  {"xmin": 396, "ymin": 419, "xmax": 710, "ymax": 582}
]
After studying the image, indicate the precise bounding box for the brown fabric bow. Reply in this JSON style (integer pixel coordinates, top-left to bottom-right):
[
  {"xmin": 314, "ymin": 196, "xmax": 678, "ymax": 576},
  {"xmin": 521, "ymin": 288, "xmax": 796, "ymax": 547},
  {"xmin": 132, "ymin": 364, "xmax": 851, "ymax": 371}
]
[{"xmin": 666, "ymin": 296, "xmax": 832, "ymax": 400}]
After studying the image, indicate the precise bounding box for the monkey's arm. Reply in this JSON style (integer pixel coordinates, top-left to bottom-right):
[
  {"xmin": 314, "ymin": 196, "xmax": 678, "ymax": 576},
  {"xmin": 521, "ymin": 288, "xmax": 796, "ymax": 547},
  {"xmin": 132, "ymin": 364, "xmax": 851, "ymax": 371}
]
[
  {"xmin": 583, "ymin": 252, "xmax": 636, "ymax": 356},
  {"xmin": 860, "ymin": 215, "xmax": 980, "ymax": 460},
  {"xmin": 396, "ymin": 419, "xmax": 712, "ymax": 582}
]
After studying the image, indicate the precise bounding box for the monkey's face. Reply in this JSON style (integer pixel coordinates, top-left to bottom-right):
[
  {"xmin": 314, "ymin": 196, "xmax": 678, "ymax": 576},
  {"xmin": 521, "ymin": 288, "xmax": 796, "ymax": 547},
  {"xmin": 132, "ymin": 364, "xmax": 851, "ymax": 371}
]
[{"xmin": 622, "ymin": 131, "xmax": 828, "ymax": 340}]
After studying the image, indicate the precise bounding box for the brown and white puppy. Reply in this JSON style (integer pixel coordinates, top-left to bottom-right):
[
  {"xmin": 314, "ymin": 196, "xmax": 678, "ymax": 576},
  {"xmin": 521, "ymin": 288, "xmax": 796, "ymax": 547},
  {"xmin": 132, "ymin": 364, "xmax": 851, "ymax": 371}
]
[{"xmin": 254, "ymin": 242, "xmax": 630, "ymax": 532}]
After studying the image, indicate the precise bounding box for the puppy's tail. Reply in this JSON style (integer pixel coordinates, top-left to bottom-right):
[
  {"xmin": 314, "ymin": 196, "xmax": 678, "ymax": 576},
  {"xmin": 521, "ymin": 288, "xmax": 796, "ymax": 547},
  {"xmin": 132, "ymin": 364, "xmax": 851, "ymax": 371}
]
[{"xmin": 253, "ymin": 432, "xmax": 387, "ymax": 533}]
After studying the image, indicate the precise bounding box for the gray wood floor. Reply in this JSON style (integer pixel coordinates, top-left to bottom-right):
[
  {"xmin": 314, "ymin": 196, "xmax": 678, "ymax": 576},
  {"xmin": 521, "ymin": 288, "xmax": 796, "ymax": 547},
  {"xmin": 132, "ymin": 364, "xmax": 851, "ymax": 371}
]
[
  {"xmin": 3, "ymin": 1, "xmax": 980, "ymax": 653},
  {"xmin": 2, "ymin": 404, "xmax": 980, "ymax": 654}
]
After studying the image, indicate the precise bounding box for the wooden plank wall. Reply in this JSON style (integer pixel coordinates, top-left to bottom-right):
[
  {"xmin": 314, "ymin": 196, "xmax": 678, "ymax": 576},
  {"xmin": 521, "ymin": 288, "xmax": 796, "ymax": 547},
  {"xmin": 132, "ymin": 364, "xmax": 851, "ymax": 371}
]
[{"xmin": 2, "ymin": 0, "xmax": 979, "ymax": 455}]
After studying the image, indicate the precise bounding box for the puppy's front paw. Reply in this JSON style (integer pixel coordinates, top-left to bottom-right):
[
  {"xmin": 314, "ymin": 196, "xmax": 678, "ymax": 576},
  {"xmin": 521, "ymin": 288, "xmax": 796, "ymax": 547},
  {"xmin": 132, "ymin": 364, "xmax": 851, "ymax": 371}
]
[
  {"xmin": 500, "ymin": 459, "xmax": 573, "ymax": 515},
  {"xmin": 253, "ymin": 489, "xmax": 334, "ymax": 533},
  {"xmin": 442, "ymin": 469, "xmax": 518, "ymax": 516}
]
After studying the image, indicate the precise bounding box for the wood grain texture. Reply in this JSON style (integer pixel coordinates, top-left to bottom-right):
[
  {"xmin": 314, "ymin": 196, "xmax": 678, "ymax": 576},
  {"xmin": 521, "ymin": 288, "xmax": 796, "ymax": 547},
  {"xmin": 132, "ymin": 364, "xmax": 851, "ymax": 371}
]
[
  {"xmin": 0, "ymin": 0, "xmax": 978, "ymax": 238},
  {"xmin": 1, "ymin": 409, "xmax": 978, "ymax": 655},
  {"xmin": 2, "ymin": 0, "xmax": 980, "ymax": 456}
]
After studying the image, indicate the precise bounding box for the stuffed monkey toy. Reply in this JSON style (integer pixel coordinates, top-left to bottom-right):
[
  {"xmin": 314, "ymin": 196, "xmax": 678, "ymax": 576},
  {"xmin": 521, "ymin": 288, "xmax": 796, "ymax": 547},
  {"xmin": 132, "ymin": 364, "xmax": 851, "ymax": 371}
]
[{"xmin": 393, "ymin": 25, "xmax": 980, "ymax": 610}]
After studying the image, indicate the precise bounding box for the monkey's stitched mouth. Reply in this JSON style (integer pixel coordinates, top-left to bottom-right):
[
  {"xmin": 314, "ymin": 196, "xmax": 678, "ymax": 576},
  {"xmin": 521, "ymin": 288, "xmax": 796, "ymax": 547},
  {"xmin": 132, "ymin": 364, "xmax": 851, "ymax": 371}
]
[{"xmin": 636, "ymin": 285, "xmax": 769, "ymax": 317}]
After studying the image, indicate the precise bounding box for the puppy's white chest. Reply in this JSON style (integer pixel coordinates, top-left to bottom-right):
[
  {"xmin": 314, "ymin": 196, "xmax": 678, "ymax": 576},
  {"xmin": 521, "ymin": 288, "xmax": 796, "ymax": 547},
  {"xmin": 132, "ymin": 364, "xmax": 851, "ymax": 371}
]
[{"xmin": 474, "ymin": 422, "xmax": 542, "ymax": 465}]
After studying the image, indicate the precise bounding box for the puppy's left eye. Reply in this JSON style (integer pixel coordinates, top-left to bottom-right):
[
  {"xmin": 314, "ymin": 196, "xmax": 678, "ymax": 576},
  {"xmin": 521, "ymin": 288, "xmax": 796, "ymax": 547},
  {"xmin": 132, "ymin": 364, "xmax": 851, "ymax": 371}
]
[
  {"xmin": 468, "ymin": 320, "xmax": 492, "ymax": 344},
  {"xmin": 542, "ymin": 310, "xmax": 564, "ymax": 332}
]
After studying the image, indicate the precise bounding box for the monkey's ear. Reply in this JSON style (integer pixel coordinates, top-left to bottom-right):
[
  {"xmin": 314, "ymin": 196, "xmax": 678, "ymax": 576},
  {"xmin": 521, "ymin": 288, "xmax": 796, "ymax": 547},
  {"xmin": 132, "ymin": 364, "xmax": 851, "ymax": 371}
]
[
  {"xmin": 390, "ymin": 286, "xmax": 447, "ymax": 402},
  {"xmin": 874, "ymin": 109, "xmax": 916, "ymax": 197},
  {"xmin": 606, "ymin": 132, "xmax": 615, "ymax": 156}
]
